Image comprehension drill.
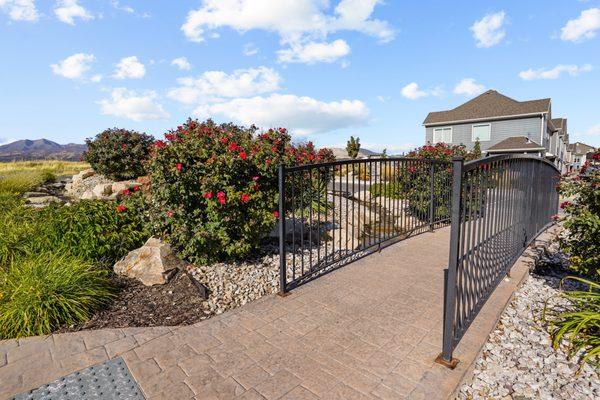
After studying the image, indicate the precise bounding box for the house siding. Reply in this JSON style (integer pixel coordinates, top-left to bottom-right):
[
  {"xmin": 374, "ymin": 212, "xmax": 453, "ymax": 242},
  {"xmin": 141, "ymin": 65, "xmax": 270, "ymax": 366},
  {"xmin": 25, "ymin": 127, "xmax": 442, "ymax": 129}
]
[{"xmin": 424, "ymin": 117, "xmax": 543, "ymax": 152}]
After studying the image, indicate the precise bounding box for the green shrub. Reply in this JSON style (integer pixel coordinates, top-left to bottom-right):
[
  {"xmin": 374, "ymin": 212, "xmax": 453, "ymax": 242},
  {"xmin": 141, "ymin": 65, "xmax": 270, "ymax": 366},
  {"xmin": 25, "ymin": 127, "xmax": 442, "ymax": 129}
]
[
  {"xmin": 84, "ymin": 128, "xmax": 154, "ymax": 180},
  {"xmin": 558, "ymin": 170, "xmax": 600, "ymax": 279},
  {"xmin": 0, "ymin": 252, "xmax": 115, "ymax": 339},
  {"xmin": 35, "ymin": 194, "xmax": 151, "ymax": 266},
  {"xmin": 544, "ymin": 276, "xmax": 600, "ymax": 367},
  {"xmin": 370, "ymin": 182, "xmax": 406, "ymax": 200},
  {"xmin": 148, "ymin": 119, "xmax": 334, "ymax": 264}
]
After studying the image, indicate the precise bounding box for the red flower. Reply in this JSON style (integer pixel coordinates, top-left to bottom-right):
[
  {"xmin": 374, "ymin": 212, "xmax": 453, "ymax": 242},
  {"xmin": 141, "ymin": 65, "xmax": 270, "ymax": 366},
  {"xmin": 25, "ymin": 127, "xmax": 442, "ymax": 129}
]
[
  {"xmin": 176, "ymin": 163, "xmax": 183, "ymax": 171},
  {"xmin": 220, "ymin": 137, "xmax": 229, "ymax": 144},
  {"xmin": 133, "ymin": 185, "xmax": 140, "ymax": 191},
  {"xmin": 229, "ymin": 142, "xmax": 238, "ymax": 151},
  {"xmin": 165, "ymin": 133, "xmax": 175, "ymax": 141},
  {"xmin": 217, "ymin": 191, "xmax": 226, "ymax": 205},
  {"xmin": 279, "ymin": 127, "xmax": 287, "ymax": 134},
  {"xmin": 239, "ymin": 151, "xmax": 247, "ymax": 160},
  {"xmin": 560, "ymin": 201, "xmax": 572, "ymax": 209},
  {"xmin": 271, "ymin": 146, "xmax": 278, "ymax": 153},
  {"xmin": 167, "ymin": 211, "xmax": 174, "ymax": 218},
  {"xmin": 122, "ymin": 189, "xmax": 130, "ymax": 196},
  {"xmin": 408, "ymin": 166, "xmax": 417, "ymax": 174},
  {"xmin": 203, "ymin": 191, "xmax": 213, "ymax": 199},
  {"xmin": 116, "ymin": 204, "xmax": 126, "ymax": 213},
  {"xmin": 551, "ymin": 214, "xmax": 560, "ymax": 221},
  {"xmin": 240, "ymin": 193, "xmax": 250, "ymax": 203},
  {"xmin": 252, "ymin": 176, "xmax": 259, "ymax": 181},
  {"xmin": 154, "ymin": 140, "xmax": 166, "ymax": 149},
  {"xmin": 273, "ymin": 210, "xmax": 279, "ymax": 218}
]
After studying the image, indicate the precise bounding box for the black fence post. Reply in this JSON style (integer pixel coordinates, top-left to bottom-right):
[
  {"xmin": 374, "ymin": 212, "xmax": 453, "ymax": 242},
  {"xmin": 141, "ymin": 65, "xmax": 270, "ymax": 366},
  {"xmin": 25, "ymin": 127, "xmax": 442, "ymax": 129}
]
[
  {"xmin": 437, "ymin": 156, "xmax": 463, "ymax": 368},
  {"xmin": 429, "ymin": 162, "xmax": 435, "ymax": 231},
  {"xmin": 278, "ymin": 164, "xmax": 288, "ymax": 296}
]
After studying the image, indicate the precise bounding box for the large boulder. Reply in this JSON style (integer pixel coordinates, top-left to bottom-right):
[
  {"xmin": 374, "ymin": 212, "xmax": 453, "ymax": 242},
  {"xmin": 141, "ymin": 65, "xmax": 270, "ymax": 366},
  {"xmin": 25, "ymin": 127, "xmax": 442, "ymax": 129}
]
[{"xmin": 113, "ymin": 237, "xmax": 186, "ymax": 285}]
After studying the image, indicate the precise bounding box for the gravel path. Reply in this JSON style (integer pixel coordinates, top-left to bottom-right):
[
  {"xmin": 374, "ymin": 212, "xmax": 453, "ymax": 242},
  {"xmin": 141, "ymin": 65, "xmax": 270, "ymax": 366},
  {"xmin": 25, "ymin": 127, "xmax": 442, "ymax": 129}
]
[{"xmin": 458, "ymin": 273, "xmax": 600, "ymax": 400}]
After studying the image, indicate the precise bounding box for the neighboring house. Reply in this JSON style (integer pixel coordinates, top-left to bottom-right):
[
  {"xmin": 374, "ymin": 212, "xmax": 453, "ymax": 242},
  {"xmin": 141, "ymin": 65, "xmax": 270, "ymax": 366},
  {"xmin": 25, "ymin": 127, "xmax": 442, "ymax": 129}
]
[
  {"xmin": 567, "ymin": 142, "xmax": 596, "ymax": 170},
  {"xmin": 423, "ymin": 90, "xmax": 570, "ymax": 172}
]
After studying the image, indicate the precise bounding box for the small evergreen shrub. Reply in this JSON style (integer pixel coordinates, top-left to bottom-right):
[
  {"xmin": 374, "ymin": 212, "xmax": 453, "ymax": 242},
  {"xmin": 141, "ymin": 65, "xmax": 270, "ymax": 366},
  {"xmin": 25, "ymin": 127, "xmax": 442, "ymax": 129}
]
[
  {"xmin": 0, "ymin": 252, "xmax": 115, "ymax": 339},
  {"xmin": 148, "ymin": 119, "xmax": 334, "ymax": 264},
  {"xmin": 84, "ymin": 128, "xmax": 154, "ymax": 180}
]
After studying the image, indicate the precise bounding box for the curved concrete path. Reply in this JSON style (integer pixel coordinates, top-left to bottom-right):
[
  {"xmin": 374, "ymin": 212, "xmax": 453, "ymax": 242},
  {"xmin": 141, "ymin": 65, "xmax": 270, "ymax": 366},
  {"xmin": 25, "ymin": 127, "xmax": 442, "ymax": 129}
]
[{"xmin": 1, "ymin": 227, "xmax": 548, "ymax": 400}]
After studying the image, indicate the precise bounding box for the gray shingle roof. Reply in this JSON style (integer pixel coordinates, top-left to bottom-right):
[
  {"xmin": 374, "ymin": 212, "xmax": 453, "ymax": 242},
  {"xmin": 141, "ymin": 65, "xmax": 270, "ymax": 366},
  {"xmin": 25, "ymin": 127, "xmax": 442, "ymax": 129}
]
[
  {"xmin": 487, "ymin": 136, "xmax": 545, "ymax": 152},
  {"xmin": 423, "ymin": 90, "xmax": 551, "ymax": 125},
  {"xmin": 568, "ymin": 142, "xmax": 596, "ymax": 154}
]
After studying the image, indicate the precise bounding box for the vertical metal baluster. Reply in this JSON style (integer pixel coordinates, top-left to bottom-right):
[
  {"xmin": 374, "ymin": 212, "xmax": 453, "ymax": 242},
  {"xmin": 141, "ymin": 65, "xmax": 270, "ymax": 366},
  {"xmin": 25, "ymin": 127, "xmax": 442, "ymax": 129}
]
[
  {"xmin": 278, "ymin": 164, "xmax": 287, "ymax": 294},
  {"xmin": 439, "ymin": 156, "xmax": 463, "ymax": 366}
]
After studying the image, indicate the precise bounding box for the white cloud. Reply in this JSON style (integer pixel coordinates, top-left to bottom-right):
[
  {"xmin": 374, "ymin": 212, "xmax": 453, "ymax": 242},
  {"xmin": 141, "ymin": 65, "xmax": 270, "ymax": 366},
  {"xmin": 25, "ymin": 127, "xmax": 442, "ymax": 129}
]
[
  {"xmin": 277, "ymin": 39, "xmax": 350, "ymax": 64},
  {"xmin": 579, "ymin": 124, "xmax": 600, "ymax": 137},
  {"xmin": 0, "ymin": 137, "xmax": 17, "ymax": 146},
  {"xmin": 561, "ymin": 8, "xmax": 600, "ymax": 42},
  {"xmin": 471, "ymin": 11, "xmax": 506, "ymax": 48},
  {"xmin": 181, "ymin": 0, "xmax": 394, "ymax": 46},
  {"xmin": 98, "ymin": 88, "xmax": 169, "ymax": 121},
  {"xmin": 50, "ymin": 53, "xmax": 96, "ymax": 80},
  {"xmin": 401, "ymin": 82, "xmax": 428, "ymax": 100},
  {"xmin": 243, "ymin": 43, "xmax": 259, "ymax": 56},
  {"xmin": 167, "ymin": 66, "xmax": 281, "ymax": 104},
  {"xmin": 110, "ymin": 0, "xmax": 134, "ymax": 14},
  {"xmin": 453, "ymin": 78, "xmax": 486, "ymax": 96},
  {"xmin": 196, "ymin": 93, "xmax": 369, "ymax": 136},
  {"xmin": 0, "ymin": 0, "xmax": 38, "ymax": 21},
  {"xmin": 519, "ymin": 64, "xmax": 592, "ymax": 80},
  {"xmin": 54, "ymin": 0, "xmax": 94, "ymax": 25},
  {"xmin": 113, "ymin": 56, "xmax": 146, "ymax": 79},
  {"xmin": 400, "ymin": 82, "xmax": 443, "ymax": 100},
  {"xmin": 171, "ymin": 57, "xmax": 192, "ymax": 71}
]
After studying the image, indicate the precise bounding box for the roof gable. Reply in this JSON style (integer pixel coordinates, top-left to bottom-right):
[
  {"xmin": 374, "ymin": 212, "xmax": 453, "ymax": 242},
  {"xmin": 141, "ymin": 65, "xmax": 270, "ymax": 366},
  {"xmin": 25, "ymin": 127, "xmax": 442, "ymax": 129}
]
[
  {"xmin": 424, "ymin": 90, "xmax": 550, "ymax": 125},
  {"xmin": 487, "ymin": 136, "xmax": 545, "ymax": 152}
]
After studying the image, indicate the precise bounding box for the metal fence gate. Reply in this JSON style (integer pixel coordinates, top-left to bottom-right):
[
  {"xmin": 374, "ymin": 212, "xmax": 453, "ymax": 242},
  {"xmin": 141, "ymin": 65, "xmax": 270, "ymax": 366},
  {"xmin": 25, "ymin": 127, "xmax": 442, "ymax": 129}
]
[
  {"xmin": 438, "ymin": 155, "xmax": 559, "ymax": 366},
  {"xmin": 277, "ymin": 157, "xmax": 452, "ymax": 293}
]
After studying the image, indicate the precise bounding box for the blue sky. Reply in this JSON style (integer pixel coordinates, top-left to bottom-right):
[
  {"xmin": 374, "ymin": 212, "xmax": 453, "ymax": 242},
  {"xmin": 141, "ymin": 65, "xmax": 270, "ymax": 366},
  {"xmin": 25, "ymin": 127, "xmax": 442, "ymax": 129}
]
[{"xmin": 1, "ymin": 0, "xmax": 599, "ymax": 151}]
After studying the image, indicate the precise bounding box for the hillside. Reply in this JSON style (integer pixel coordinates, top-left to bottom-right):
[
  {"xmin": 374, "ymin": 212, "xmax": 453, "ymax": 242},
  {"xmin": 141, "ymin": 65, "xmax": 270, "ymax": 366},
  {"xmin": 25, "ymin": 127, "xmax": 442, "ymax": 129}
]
[{"xmin": 0, "ymin": 139, "xmax": 86, "ymax": 161}]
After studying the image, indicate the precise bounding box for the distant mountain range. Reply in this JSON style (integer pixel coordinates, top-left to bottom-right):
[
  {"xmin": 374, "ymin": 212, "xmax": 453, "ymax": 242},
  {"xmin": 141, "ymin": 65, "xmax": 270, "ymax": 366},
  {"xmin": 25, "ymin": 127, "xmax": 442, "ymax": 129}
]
[
  {"xmin": 0, "ymin": 139, "xmax": 86, "ymax": 161},
  {"xmin": 329, "ymin": 147, "xmax": 379, "ymax": 159}
]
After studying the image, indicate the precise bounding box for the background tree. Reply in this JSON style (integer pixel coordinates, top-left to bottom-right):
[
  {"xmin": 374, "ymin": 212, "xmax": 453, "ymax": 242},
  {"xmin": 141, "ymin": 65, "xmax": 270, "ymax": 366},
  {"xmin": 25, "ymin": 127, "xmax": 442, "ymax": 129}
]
[
  {"xmin": 346, "ymin": 136, "xmax": 361, "ymax": 159},
  {"xmin": 469, "ymin": 139, "xmax": 482, "ymax": 161}
]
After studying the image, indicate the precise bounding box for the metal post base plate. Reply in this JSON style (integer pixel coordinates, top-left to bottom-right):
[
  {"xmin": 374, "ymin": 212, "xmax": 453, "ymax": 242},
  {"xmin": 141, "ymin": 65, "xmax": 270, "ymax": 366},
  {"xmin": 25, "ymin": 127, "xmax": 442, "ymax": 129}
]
[{"xmin": 435, "ymin": 353, "xmax": 459, "ymax": 369}]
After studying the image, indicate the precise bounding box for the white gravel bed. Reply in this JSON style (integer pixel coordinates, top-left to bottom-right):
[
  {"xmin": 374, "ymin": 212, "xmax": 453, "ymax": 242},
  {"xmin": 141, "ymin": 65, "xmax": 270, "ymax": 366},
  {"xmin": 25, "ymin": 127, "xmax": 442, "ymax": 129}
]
[{"xmin": 458, "ymin": 274, "xmax": 600, "ymax": 400}]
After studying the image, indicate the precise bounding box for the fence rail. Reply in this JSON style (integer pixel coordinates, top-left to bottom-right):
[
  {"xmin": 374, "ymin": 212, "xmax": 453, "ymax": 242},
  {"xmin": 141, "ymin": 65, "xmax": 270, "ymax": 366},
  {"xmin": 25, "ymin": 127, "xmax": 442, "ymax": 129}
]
[
  {"xmin": 439, "ymin": 154, "xmax": 559, "ymax": 365},
  {"xmin": 278, "ymin": 157, "xmax": 453, "ymax": 293}
]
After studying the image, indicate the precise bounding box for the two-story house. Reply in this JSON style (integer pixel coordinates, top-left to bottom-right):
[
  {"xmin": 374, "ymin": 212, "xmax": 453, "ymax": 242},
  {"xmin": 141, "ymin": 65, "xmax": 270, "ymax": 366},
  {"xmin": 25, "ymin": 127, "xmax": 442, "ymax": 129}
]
[
  {"xmin": 423, "ymin": 90, "xmax": 569, "ymax": 171},
  {"xmin": 567, "ymin": 142, "xmax": 596, "ymax": 170}
]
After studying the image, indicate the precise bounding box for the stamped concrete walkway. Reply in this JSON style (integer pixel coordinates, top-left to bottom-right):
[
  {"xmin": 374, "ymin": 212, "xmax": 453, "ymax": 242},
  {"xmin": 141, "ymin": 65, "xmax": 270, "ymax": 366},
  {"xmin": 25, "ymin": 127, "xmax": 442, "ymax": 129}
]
[{"xmin": 0, "ymin": 227, "xmax": 547, "ymax": 400}]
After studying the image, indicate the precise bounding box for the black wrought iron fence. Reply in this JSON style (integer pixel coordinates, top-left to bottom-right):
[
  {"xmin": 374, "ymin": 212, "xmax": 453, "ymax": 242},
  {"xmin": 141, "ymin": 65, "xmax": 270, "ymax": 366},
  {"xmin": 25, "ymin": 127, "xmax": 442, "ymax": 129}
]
[
  {"xmin": 438, "ymin": 155, "xmax": 559, "ymax": 366},
  {"xmin": 278, "ymin": 157, "xmax": 453, "ymax": 293}
]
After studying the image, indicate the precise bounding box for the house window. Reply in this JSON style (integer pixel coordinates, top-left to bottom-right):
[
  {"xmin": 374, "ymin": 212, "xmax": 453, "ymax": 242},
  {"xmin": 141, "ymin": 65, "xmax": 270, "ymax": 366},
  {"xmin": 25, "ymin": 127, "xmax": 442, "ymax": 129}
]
[
  {"xmin": 433, "ymin": 127, "xmax": 452, "ymax": 144},
  {"xmin": 472, "ymin": 123, "xmax": 491, "ymax": 142}
]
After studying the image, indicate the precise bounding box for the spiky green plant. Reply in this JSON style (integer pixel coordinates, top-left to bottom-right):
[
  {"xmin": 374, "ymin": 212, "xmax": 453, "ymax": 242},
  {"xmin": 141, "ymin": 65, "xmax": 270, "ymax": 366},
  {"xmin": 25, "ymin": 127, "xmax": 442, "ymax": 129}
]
[
  {"xmin": 544, "ymin": 276, "xmax": 600, "ymax": 368},
  {"xmin": 0, "ymin": 252, "xmax": 116, "ymax": 339}
]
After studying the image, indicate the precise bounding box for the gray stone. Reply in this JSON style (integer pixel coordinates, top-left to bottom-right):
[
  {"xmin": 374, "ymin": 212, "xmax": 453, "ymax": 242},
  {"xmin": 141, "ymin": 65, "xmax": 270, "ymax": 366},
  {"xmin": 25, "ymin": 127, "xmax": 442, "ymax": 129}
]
[
  {"xmin": 92, "ymin": 183, "xmax": 113, "ymax": 198},
  {"xmin": 25, "ymin": 196, "xmax": 61, "ymax": 204},
  {"xmin": 113, "ymin": 237, "xmax": 185, "ymax": 286}
]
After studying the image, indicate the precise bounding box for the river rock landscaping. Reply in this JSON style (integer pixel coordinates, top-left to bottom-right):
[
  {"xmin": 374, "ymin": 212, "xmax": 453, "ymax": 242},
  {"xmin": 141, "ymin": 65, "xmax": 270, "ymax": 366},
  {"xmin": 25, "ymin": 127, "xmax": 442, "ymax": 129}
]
[{"xmin": 458, "ymin": 240, "xmax": 600, "ymax": 400}]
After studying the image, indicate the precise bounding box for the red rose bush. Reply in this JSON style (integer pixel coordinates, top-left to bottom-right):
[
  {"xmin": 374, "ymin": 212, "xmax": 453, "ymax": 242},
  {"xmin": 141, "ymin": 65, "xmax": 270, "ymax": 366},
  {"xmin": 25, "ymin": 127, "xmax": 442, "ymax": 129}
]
[{"xmin": 148, "ymin": 119, "xmax": 334, "ymax": 264}]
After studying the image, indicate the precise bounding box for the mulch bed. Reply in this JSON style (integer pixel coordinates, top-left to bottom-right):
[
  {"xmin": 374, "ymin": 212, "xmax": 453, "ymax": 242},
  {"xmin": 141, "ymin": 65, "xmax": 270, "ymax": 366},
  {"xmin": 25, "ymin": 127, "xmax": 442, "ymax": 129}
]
[{"xmin": 60, "ymin": 271, "xmax": 212, "ymax": 333}]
